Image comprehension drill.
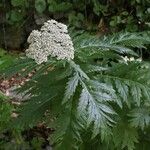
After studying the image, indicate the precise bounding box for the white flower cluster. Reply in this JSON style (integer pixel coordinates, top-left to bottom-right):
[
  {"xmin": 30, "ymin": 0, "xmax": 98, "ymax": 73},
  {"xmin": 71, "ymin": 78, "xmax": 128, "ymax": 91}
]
[
  {"xmin": 120, "ymin": 56, "xmax": 142, "ymax": 64},
  {"xmin": 26, "ymin": 20, "xmax": 74, "ymax": 64}
]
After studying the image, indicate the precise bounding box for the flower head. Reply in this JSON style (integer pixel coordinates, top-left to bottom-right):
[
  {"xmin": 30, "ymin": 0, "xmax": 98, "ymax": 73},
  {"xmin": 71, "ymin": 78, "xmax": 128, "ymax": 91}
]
[{"xmin": 26, "ymin": 19, "xmax": 74, "ymax": 64}]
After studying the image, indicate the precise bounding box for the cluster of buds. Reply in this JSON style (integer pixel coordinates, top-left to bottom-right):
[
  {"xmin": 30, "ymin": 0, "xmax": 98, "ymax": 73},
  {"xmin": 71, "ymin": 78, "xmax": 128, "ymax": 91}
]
[{"xmin": 26, "ymin": 20, "xmax": 74, "ymax": 64}]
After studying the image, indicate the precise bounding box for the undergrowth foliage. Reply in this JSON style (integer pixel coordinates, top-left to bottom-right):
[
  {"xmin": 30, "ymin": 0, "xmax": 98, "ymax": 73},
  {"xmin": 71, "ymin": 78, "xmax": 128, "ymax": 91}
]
[{"xmin": 1, "ymin": 31, "xmax": 150, "ymax": 150}]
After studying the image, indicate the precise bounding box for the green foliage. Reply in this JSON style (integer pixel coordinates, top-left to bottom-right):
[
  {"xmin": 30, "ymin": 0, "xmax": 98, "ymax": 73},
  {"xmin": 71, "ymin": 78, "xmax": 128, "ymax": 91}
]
[
  {"xmin": 112, "ymin": 122, "xmax": 138, "ymax": 150},
  {"xmin": 48, "ymin": 0, "xmax": 73, "ymax": 13},
  {"xmin": 7, "ymin": 10, "xmax": 24, "ymax": 23},
  {"xmin": 0, "ymin": 91, "xmax": 12, "ymax": 132},
  {"xmin": 0, "ymin": 49, "xmax": 16, "ymax": 70},
  {"xmin": 0, "ymin": 88, "xmax": 45, "ymax": 149},
  {"xmin": 1, "ymin": 0, "xmax": 150, "ymax": 31},
  {"xmin": 129, "ymin": 107, "xmax": 150, "ymax": 129},
  {"xmin": 35, "ymin": 0, "xmax": 46, "ymax": 14},
  {"xmin": 2, "ymin": 32, "xmax": 150, "ymax": 150},
  {"xmin": 11, "ymin": 0, "xmax": 26, "ymax": 7}
]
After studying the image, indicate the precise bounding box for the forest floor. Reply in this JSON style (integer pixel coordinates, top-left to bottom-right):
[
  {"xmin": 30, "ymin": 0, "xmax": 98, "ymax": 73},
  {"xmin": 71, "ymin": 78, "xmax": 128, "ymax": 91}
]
[{"xmin": 0, "ymin": 70, "xmax": 53, "ymax": 149}]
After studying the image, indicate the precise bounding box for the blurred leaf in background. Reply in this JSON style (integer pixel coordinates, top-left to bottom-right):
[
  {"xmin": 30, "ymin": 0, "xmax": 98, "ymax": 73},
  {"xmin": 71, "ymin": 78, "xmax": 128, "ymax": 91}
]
[
  {"xmin": 35, "ymin": 0, "xmax": 46, "ymax": 14},
  {"xmin": 0, "ymin": 49, "xmax": 16, "ymax": 70}
]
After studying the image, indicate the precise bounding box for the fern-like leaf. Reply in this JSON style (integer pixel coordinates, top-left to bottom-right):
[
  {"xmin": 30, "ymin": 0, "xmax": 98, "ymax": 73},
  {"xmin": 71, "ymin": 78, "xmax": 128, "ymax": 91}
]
[
  {"xmin": 62, "ymin": 72, "xmax": 79, "ymax": 104},
  {"xmin": 129, "ymin": 107, "xmax": 150, "ymax": 129},
  {"xmin": 113, "ymin": 122, "xmax": 138, "ymax": 150},
  {"xmin": 78, "ymin": 83, "xmax": 116, "ymax": 138}
]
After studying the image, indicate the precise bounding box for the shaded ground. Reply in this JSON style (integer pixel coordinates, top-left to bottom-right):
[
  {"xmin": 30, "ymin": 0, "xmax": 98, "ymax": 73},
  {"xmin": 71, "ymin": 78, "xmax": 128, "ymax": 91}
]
[{"xmin": 0, "ymin": 72, "xmax": 53, "ymax": 150}]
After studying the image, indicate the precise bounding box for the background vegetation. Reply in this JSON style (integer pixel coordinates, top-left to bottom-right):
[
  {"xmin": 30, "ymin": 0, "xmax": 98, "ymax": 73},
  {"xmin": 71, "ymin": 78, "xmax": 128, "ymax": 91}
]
[
  {"xmin": 0, "ymin": 0, "xmax": 149, "ymax": 50},
  {"xmin": 0, "ymin": 0, "xmax": 150, "ymax": 150}
]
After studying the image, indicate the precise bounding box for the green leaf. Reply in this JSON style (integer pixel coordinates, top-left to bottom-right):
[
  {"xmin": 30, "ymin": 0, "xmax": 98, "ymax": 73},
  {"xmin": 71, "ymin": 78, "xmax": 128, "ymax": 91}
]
[
  {"xmin": 0, "ymin": 91, "xmax": 7, "ymax": 101},
  {"xmin": 110, "ymin": 32, "xmax": 150, "ymax": 48},
  {"xmin": 98, "ymin": 62, "xmax": 150, "ymax": 107},
  {"xmin": 129, "ymin": 107, "xmax": 150, "ymax": 129},
  {"xmin": 83, "ymin": 65, "xmax": 108, "ymax": 73},
  {"xmin": 48, "ymin": 2, "xmax": 72, "ymax": 12},
  {"xmin": 115, "ymin": 79, "xmax": 129, "ymax": 107},
  {"xmin": 14, "ymin": 95, "xmax": 56, "ymax": 128},
  {"xmin": 51, "ymin": 100, "xmax": 82, "ymax": 149},
  {"xmin": 113, "ymin": 123, "xmax": 138, "ymax": 150},
  {"xmin": 35, "ymin": 0, "xmax": 46, "ymax": 13},
  {"xmin": 78, "ymin": 86, "xmax": 115, "ymax": 138},
  {"xmin": 63, "ymin": 72, "xmax": 79, "ymax": 104},
  {"xmin": 69, "ymin": 61, "xmax": 89, "ymax": 80},
  {"xmin": 130, "ymin": 85, "xmax": 142, "ymax": 106},
  {"xmin": 10, "ymin": 10, "xmax": 24, "ymax": 22},
  {"xmin": 11, "ymin": 0, "xmax": 25, "ymax": 6},
  {"xmin": 0, "ymin": 92, "xmax": 12, "ymax": 131}
]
